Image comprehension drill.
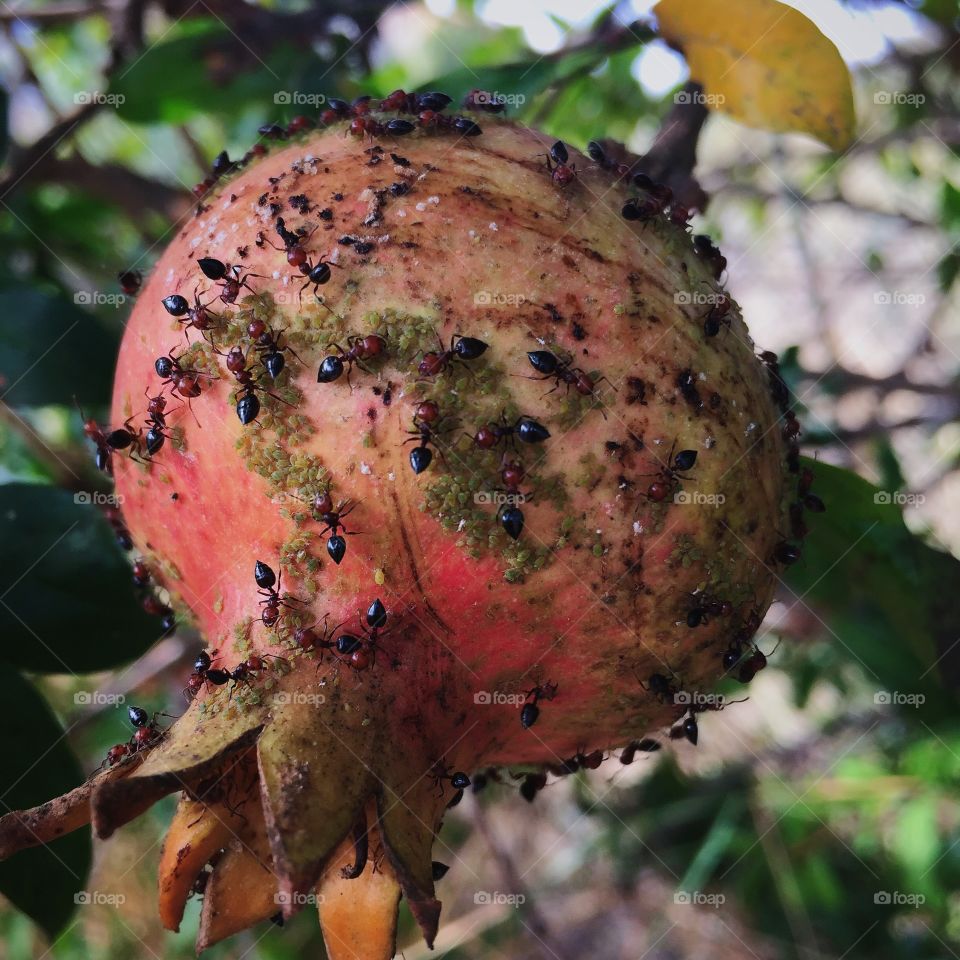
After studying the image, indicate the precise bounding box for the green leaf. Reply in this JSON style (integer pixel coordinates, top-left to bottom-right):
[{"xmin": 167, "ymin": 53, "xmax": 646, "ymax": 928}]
[
  {"xmin": 0, "ymin": 287, "xmax": 117, "ymax": 407},
  {"xmin": 0, "ymin": 671, "xmax": 89, "ymax": 937},
  {"xmin": 785, "ymin": 460, "xmax": 960, "ymax": 717},
  {"xmin": 0, "ymin": 483, "xmax": 160, "ymax": 673}
]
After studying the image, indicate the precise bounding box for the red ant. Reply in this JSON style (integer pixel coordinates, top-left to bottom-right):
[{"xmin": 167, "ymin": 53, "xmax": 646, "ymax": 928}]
[
  {"xmin": 525, "ymin": 349, "xmax": 604, "ymax": 397},
  {"xmin": 405, "ymin": 411, "xmax": 453, "ymax": 475},
  {"xmin": 118, "ymin": 270, "xmax": 142, "ymax": 296},
  {"xmin": 196, "ymin": 257, "xmax": 264, "ymax": 305},
  {"xmin": 316, "ymin": 334, "xmax": 386, "ymax": 385},
  {"xmin": 543, "ymin": 140, "xmax": 576, "ymax": 187},
  {"xmin": 470, "ymin": 413, "xmax": 550, "ymax": 450},
  {"xmin": 702, "ymin": 289, "xmax": 732, "ymax": 337},
  {"xmin": 417, "ymin": 333, "xmax": 488, "ymax": 378},
  {"xmin": 80, "ymin": 407, "xmax": 145, "ymax": 467},
  {"xmin": 102, "ymin": 705, "xmax": 167, "ymax": 765},
  {"xmin": 161, "ymin": 288, "xmax": 220, "ymax": 341},
  {"xmin": 642, "ymin": 442, "xmax": 698, "ymax": 503},
  {"xmin": 247, "ymin": 319, "xmax": 302, "ymax": 379},
  {"xmin": 693, "ymin": 234, "xmax": 727, "ymax": 280},
  {"xmin": 264, "ymin": 217, "xmax": 339, "ymax": 306},
  {"xmin": 254, "ymin": 560, "xmax": 302, "ymax": 629},
  {"xmin": 312, "ymin": 493, "xmax": 359, "ymax": 565},
  {"xmin": 293, "ymin": 617, "xmax": 338, "ymax": 660},
  {"xmin": 155, "ymin": 348, "xmax": 217, "ymax": 402},
  {"xmin": 339, "ymin": 598, "xmax": 392, "ymax": 672},
  {"xmin": 219, "ymin": 345, "xmax": 292, "ymax": 425}
]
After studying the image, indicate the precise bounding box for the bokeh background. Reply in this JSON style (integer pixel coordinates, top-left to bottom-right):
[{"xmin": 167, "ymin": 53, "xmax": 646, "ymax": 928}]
[{"xmin": 0, "ymin": 1, "xmax": 959, "ymax": 958}]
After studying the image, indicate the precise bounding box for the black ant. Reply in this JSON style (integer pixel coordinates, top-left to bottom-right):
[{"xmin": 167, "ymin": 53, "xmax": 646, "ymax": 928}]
[
  {"xmin": 312, "ymin": 493, "xmax": 359, "ymax": 565},
  {"xmin": 341, "ymin": 597, "xmax": 393, "ymax": 671},
  {"xmin": 247, "ymin": 319, "xmax": 301, "ymax": 379},
  {"xmin": 161, "ymin": 288, "xmax": 219, "ymax": 341},
  {"xmin": 619, "ymin": 739, "xmax": 661, "ymax": 764},
  {"xmin": 293, "ymin": 617, "xmax": 338, "ymax": 659},
  {"xmin": 429, "ymin": 759, "xmax": 471, "ymax": 797},
  {"xmin": 526, "ymin": 349, "xmax": 603, "ymax": 397},
  {"xmin": 640, "ymin": 670, "xmax": 679, "ymax": 703},
  {"xmin": 470, "ymin": 413, "xmax": 550, "ymax": 450},
  {"xmin": 196, "ymin": 257, "xmax": 264, "ymax": 304},
  {"xmin": 264, "ymin": 217, "xmax": 339, "ymax": 306},
  {"xmin": 621, "ymin": 173, "xmax": 672, "ymax": 223},
  {"xmin": 118, "ymin": 270, "xmax": 142, "ymax": 296},
  {"xmin": 127, "ymin": 704, "xmax": 167, "ymax": 754},
  {"xmin": 255, "ymin": 560, "xmax": 303, "ymax": 629},
  {"xmin": 142, "ymin": 387, "xmax": 181, "ymax": 455},
  {"xmin": 496, "ymin": 460, "xmax": 533, "ymax": 540},
  {"xmin": 520, "ymin": 681, "xmax": 557, "ymax": 729},
  {"xmin": 701, "ymin": 289, "xmax": 732, "ymax": 337},
  {"xmin": 316, "ymin": 334, "xmax": 387, "ymax": 385},
  {"xmin": 543, "ymin": 139, "xmax": 576, "ymax": 187},
  {"xmin": 417, "ymin": 333, "xmax": 488, "ymax": 377},
  {"xmin": 693, "ymin": 234, "xmax": 727, "ymax": 281},
  {"xmin": 684, "ymin": 593, "xmax": 732, "ymax": 629},
  {"xmin": 220, "ymin": 345, "xmax": 292, "ymax": 425},
  {"xmin": 155, "ymin": 348, "xmax": 217, "ymax": 401},
  {"xmin": 185, "ymin": 649, "xmax": 230, "ymax": 697},
  {"xmin": 642, "ymin": 442, "xmax": 697, "ymax": 503},
  {"xmin": 81, "ymin": 408, "xmax": 144, "ymax": 466},
  {"xmin": 669, "ymin": 713, "xmax": 699, "ymax": 746},
  {"xmin": 405, "ymin": 410, "xmax": 452, "ymax": 475}
]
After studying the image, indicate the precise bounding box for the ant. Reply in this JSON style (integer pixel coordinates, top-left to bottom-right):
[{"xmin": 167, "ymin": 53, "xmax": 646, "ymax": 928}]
[
  {"xmin": 619, "ymin": 739, "xmax": 661, "ymax": 764},
  {"xmin": 312, "ymin": 493, "xmax": 359, "ymax": 565},
  {"xmin": 127, "ymin": 704, "xmax": 166, "ymax": 754},
  {"xmin": 264, "ymin": 217, "xmax": 339, "ymax": 306},
  {"xmin": 520, "ymin": 681, "xmax": 557, "ymax": 729},
  {"xmin": 224, "ymin": 652, "xmax": 287, "ymax": 696},
  {"xmin": 118, "ymin": 270, "xmax": 142, "ymax": 296},
  {"xmin": 161, "ymin": 288, "xmax": 220, "ymax": 341},
  {"xmin": 316, "ymin": 334, "xmax": 387, "ymax": 385},
  {"xmin": 702, "ymin": 290, "xmax": 732, "ymax": 337},
  {"xmin": 669, "ymin": 713, "xmax": 700, "ymax": 746},
  {"xmin": 684, "ymin": 593, "xmax": 732, "ymax": 629},
  {"xmin": 405, "ymin": 410, "xmax": 452, "ymax": 475},
  {"xmin": 526, "ymin": 349, "xmax": 600, "ymax": 397},
  {"xmin": 642, "ymin": 442, "xmax": 698, "ymax": 503},
  {"xmin": 470, "ymin": 413, "xmax": 550, "ymax": 450},
  {"xmin": 220, "ymin": 345, "xmax": 292, "ymax": 425},
  {"xmin": 81, "ymin": 409, "xmax": 144, "ymax": 466},
  {"xmin": 247, "ymin": 319, "xmax": 301, "ymax": 379},
  {"xmin": 255, "ymin": 560, "xmax": 302, "ymax": 628},
  {"xmin": 340, "ymin": 597, "xmax": 393, "ymax": 671},
  {"xmin": 417, "ymin": 333, "xmax": 488, "ymax": 377},
  {"xmin": 495, "ymin": 460, "xmax": 532, "ymax": 540},
  {"xmin": 196, "ymin": 257, "xmax": 263, "ymax": 304},
  {"xmin": 155, "ymin": 348, "xmax": 217, "ymax": 401},
  {"xmin": 185, "ymin": 649, "xmax": 231, "ymax": 697},
  {"xmin": 429, "ymin": 759, "xmax": 471, "ymax": 797},
  {"xmin": 693, "ymin": 234, "xmax": 727, "ymax": 281},
  {"xmin": 543, "ymin": 140, "xmax": 576, "ymax": 187},
  {"xmin": 641, "ymin": 670, "xmax": 680, "ymax": 703},
  {"xmin": 293, "ymin": 617, "xmax": 338, "ymax": 659},
  {"xmin": 621, "ymin": 173, "xmax": 672, "ymax": 223}
]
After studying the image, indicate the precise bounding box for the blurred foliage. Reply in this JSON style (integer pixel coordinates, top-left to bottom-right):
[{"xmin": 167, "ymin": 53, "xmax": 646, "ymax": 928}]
[{"xmin": 0, "ymin": 0, "xmax": 958, "ymax": 958}]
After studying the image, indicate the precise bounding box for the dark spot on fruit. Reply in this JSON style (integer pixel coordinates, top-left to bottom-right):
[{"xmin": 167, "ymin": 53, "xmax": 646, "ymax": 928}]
[
  {"xmin": 257, "ymin": 192, "xmax": 268, "ymax": 206},
  {"xmin": 289, "ymin": 194, "xmax": 310, "ymax": 213},
  {"xmin": 625, "ymin": 377, "xmax": 647, "ymax": 405},
  {"xmin": 319, "ymin": 207, "xmax": 333, "ymax": 221},
  {"xmin": 571, "ymin": 320, "xmax": 586, "ymax": 340},
  {"xmin": 354, "ymin": 241, "xmax": 375, "ymax": 255},
  {"xmin": 332, "ymin": 192, "xmax": 344, "ymax": 201}
]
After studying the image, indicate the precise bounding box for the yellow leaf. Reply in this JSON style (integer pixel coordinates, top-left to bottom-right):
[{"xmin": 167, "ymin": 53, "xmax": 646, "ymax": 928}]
[{"xmin": 654, "ymin": 0, "xmax": 856, "ymax": 150}]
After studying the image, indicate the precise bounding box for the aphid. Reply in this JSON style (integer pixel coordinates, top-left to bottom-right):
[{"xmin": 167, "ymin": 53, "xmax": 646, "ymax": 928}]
[
  {"xmin": 643, "ymin": 442, "xmax": 698, "ymax": 503},
  {"xmin": 316, "ymin": 334, "xmax": 386, "ymax": 385},
  {"xmin": 417, "ymin": 333, "xmax": 488, "ymax": 378},
  {"xmin": 520, "ymin": 681, "xmax": 557, "ymax": 729},
  {"xmin": 118, "ymin": 270, "xmax": 142, "ymax": 296}
]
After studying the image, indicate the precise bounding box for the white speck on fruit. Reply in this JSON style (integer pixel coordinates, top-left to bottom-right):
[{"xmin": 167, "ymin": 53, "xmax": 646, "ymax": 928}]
[
  {"xmin": 360, "ymin": 462, "xmax": 372, "ymax": 475},
  {"xmin": 633, "ymin": 521, "xmax": 643, "ymax": 535},
  {"xmin": 489, "ymin": 222, "xmax": 498, "ymax": 231},
  {"xmin": 428, "ymin": 196, "xmax": 440, "ymax": 205},
  {"xmin": 415, "ymin": 202, "xmax": 427, "ymax": 211}
]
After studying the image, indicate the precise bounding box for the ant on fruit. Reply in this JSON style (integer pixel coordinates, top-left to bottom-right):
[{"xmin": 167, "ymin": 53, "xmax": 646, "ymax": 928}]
[
  {"xmin": 316, "ymin": 334, "xmax": 387, "ymax": 386},
  {"xmin": 429, "ymin": 759, "xmax": 471, "ymax": 797},
  {"xmin": 255, "ymin": 560, "xmax": 303, "ymax": 629},
  {"xmin": 247, "ymin": 318, "xmax": 301, "ymax": 379},
  {"xmin": 621, "ymin": 173, "xmax": 672, "ymax": 223},
  {"xmin": 196, "ymin": 257, "xmax": 264, "ymax": 305},
  {"xmin": 683, "ymin": 593, "xmax": 732, "ymax": 629},
  {"xmin": 293, "ymin": 617, "xmax": 338, "ymax": 660},
  {"xmin": 417, "ymin": 332, "xmax": 488, "ymax": 378},
  {"xmin": 520, "ymin": 681, "xmax": 557, "ymax": 729},
  {"xmin": 224, "ymin": 653, "xmax": 288, "ymax": 697},
  {"xmin": 155, "ymin": 347, "xmax": 217, "ymax": 403},
  {"xmin": 80, "ymin": 406, "xmax": 146, "ymax": 467},
  {"xmin": 405, "ymin": 409, "xmax": 453, "ymax": 475},
  {"xmin": 126, "ymin": 704, "xmax": 167, "ymax": 754},
  {"xmin": 702, "ymin": 290, "xmax": 732, "ymax": 337},
  {"xmin": 669, "ymin": 713, "xmax": 699, "ymax": 746},
  {"xmin": 641, "ymin": 441, "xmax": 698, "ymax": 503},
  {"xmin": 184, "ymin": 649, "xmax": 230, "ymax": 697},
  {"xmin": 161, "ymin": 288, "xmax": 220, "ymax": 342},
  {"xmin": 219, "ymin": 345, "xmax": 293, "ymax": 425},
  {"xmin": 693, "ymin": 234, "xmax": 727, "ymax": 281},
  {"xmin": 495, "ymin": 460, "xmax": 533, "ymax": 540},
  {"xmin": 469, "ymin": 413, "xmax": 550, "ymax": 451},
  {"xmin": 619, "ymin": 739, "xmax": 661, "ymax": 764},
  {"xmin": 310, "ymin": 493, "xmax": 359, "ymax": 565},
  {"xmin": 338, "ymin": 597, "xmax": 392, "ymax": 671},
  {"xmin": 264, "ymin": 217, "xmax": 340, "ymax": 307},
  {"xmin": 542, "ymin": 139, "xmax": 576, "ymax": 187},
  {"xmin": 525, "ymin": 349, "xmax": 605, "ymax": 398},
  {"xmin": 118, "ymin": 270, "xmax": 142, "ymax": 296},
  {"xmin": 640, "ymin": 670, "xmax": 680, "ymax": 703}
]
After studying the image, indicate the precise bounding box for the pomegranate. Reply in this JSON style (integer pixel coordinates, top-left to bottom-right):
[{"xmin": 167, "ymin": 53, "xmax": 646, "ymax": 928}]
[{"xmin": 0, "ymin": 97, "xmax": 811, "ymax": 957}]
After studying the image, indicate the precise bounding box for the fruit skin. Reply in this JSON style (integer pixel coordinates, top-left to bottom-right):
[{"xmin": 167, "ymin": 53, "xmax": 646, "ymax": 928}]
[{"xmin": 0, "ymin": 117, "xmax": 797, "ymax": 955}]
